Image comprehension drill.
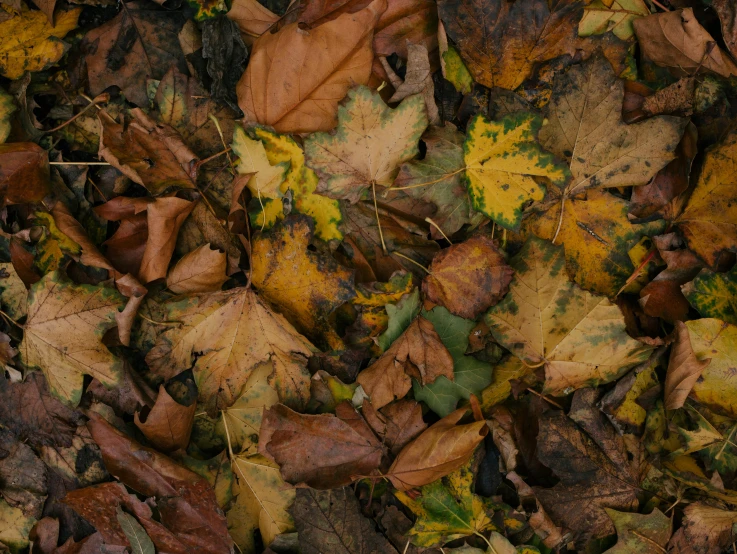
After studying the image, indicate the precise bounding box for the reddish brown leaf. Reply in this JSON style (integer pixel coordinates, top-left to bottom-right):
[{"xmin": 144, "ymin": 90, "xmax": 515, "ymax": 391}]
[
  {"xmin": 138, "ymin": 197, "xmax": 195, "ymax": 283},
  {"xmin": 134, "ymin": 385, "xmax": 196, "ymax": 452},
  {"xmin": 0, "ymin": 143, "xmax": 50, "ymax": 207},
  {"xmin": 362, "ymin": 398, "xmax": 427, "ymax": 456}
]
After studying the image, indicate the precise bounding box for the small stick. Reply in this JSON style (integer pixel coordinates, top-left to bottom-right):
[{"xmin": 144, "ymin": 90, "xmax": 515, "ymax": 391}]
[
  {"xmin": 527, "ymin": 387, "xmax": 565, "ymax": 410},
  {"xmin": 49, "ymin": 161, "xmax": 110, "ymax": 166},
  {"xmin": 44, "ymin": 93, "xmax": 109, "ymax": 134}
]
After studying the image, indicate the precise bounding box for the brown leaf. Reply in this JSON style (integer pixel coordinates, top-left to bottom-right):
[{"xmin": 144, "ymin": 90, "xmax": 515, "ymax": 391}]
[
  {"xmin": 381, "ymin": 43, "xmax": 439, "ymax": 124},
  {"xmin": 134, "ymin": 385, "xmax": 196, "ymax": 452},
  {"xmin": 664, "ymin": 321, "xmax": 711, "ymax": 410},
  {"xmin": 139, "ymin": 197, "xmax": 195, "ymax": 283},
  {"xmin": 0, "ymin": 429, "xmax": 47, "ymax": 519},
  {"xmin": 372, "ymin": 0, "xmax": 437, "ymax": 60},
  {"xmin": 259, "ymin": 402, "xmax": 384, "ymax": 488},
  {"xmin": 713, "ymin": 0, "xmax": 737, "ymax": 61},
  {"xmin": 506, "ymin": 471, "xmax": 565, "ymax": 549},
  {"xmin": 357, "ymin": 316, "xmax": 453, "ymax": 409},
  {"xmin": 423, "ymin": 235, "xmax": 513, "ymax": 320},
  {"xmin": 362, "ymin": 398, "xmax": 427, "ymax": 455},
  {"xmin": 237, "ymin": 0, "xmax": 387, "ymax": 133},
  {"xmin": 166, "ymin": 243, "xmax": 227, "ymax": 294},
  {"xmin": 0, "ymin": 142, "xmax": 50, "ymax": 207},
  {"xmin": 102, "ymin": 215, "xmax": 149, "ymax": 278},
  {"xmin": 667, "ymin": 503, "xmax": 737, "ymax": 554},
  {"xmin": 227, "ymin": 0, "xmax": 279, "ymax": 45},
  {"xmin": 86, "ymin": 412, "xmax": 233, "ymax": 554},
  {"xmin": 633, "ymin": 9, "xmax": 737, "ymax": 78},
  {"xmin": 98, "ymin": 109, "xmax": 197, "ymax": 197},
  {"xmin": 387, "ymin": 407, "xmax": 487, "ymax": 491}
]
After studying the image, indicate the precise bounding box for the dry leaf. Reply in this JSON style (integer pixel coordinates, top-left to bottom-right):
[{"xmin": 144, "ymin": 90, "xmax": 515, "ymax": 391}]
[
  {"xmin": 665, "ymin": 322, "xmax": 712, "ymax": 411},
  {"xmin": 166, "ymin": 244, "xmax": 227, "ymax": 294},
  {"xmin": 362, "ymin": 398, "xmax": 427, "ymax": 456},
  {"xmin": 0, "ymin": 143, "xmax": 50, "ymax": 207},
  {"xmin": 139, "ymin": 197, "xmax": 195, "ymax": 283},
  {"xmin": 134, "ymin": 385, "xmax": 196, "ymax": 452},
  {"xmin": 381, "ymin": 43, "xmax": 439, "ymax": 124}
]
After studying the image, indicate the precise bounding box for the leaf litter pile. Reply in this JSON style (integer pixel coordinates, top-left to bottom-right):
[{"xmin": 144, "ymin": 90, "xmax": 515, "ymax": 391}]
[{"xmin": 4, "ymin": 0, "xmax": 737, "ymax": 552}]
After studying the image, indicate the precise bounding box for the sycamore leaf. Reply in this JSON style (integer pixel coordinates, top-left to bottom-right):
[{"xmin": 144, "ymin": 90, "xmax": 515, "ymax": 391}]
[
  {"xmin": 0, "ymin": 86, "xmax": 15, "ymax": 144},
  {"xmin": 414, "ymin": 307, "xmax": 494, "ymax": 417},
  {"xmin": 0, "ymin": 8, "xmax": 80, "ymax": 79},
  {"xmin": 166, "ymin": 243, "xmax": 228, "ymax": 294},
  {"xmin": 395, "ymin": 461, "xmax": 496, "ymax": 547},
  {"xmin": 683, "ymin": 267, "xmax": 737, "ymax": 325},
  {"xmin": 603, "ymin": 508, "xmax": 671, "ymax": 554},
  {"xmin": 464, "ymin": 112, "xmax": 569, "ymax": 230},
  {"xmin": 252, "ymin": 127, "xmax": 342, "ymax": 241},
  {"xmin": 378, "ymin": 287, "xmax": 421, "ymax": 352},
  {"xmin": 669, "ymin": 503, "xmax": 737, "ymax": 554},
  {"xmin": 145, "ymin": 287, "xmax": 315, "ymax": 414},
  {"xmin": 134, "ymin": 385, "xmax": 196, "ymax": 453},
  {"xmin": 485, "ymin": 237, "xmax": 653, "ymax": 395},
  {"xmin": 0, "ymin": 262, "xmax": 27, "ymax": 320},
  {"xmin": 306, "ymin": 86, "xmax": 428, "ymax": 204},
  {"xmin": 423, "ymin": 235, "xmax": 513, "ymax": 319},
  {"xmin": 579, "ymin": 0, "xmax": 650, "ymax": 41},
  {"xmin": 181, "ymin": 451, "xmax": 233, "ymax": 509},
  {"xmin": 675, "ymin": 130, "xmax": 737, "ymax": 268},
  {"xmin": 530, "ymin": 189, "xmax": 666, "ymax": 296},
  {"xmin": 251, "ymin": 216, "xmax": 355, "ymax": 349},
  {"xmin": 232, "ymin": 125, "xmax": 288, "ymax": 201},
  {"xmin": 438, "ymin": 0, "xmax": 583, "ymax": 90},
  {"xmin": 539, "ymin": 56, "xmax": 686, "ymax": 196},
  {"xmin": 19, "ymin": 271, "xmax": 125, "ymax": 407},
  {"xmin": 686, "ymin": 318, "xmax": 737, "ymax": 418}
]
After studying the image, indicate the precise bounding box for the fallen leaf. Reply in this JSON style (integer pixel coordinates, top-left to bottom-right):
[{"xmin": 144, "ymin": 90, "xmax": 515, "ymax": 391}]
[
  {"xmin": 139, "ymin": 197, "xmax": 195, "ymax": 283},
  {"xmin": 422, "ymin": 235, "xmax": 513, "ymax": 319},
  {"xmin": 0, "ymin": 8, "xmax": 80, "ymax": 79},
  {"xmin": 378, "ymin": 286, "xmax": 420, "ymax": 351},
  {"xmin": 146, "ymin": 286, "xmax": 315, "ymax": 413},
  {"xmin": 381, "ymin": 43, "xmax": 439, "ymax": 124},
  {"xmin": 664, "ymin": 321, "xmax": 711, "ymax": 410},
  {"xmin": 231, "ymin": 124, "xmax": 288, "ymax": 202},
  {"xmin": 227, "ymin": 0, "xmax": 278, "ymax": 43},
  {"xmin": 0, "ymin": 262, "xmax": 27, "ymax": 320},
  {"xmin": 259, "ymin": 402, "xmax": 383, "ymax": 488},
  {"xmin": 0, "ymin": 143, "xmax": 50, "ymax": 207},
  {"xmin": 361, "ymin": 398, "xmax": 426, "ymax": 455},
  {"xmin": 290, "ymin": 488, "xmax": 397, "ymax": 554},
  {"xmin": 683, "ymin": 266, "xmax": 737, "ymax": 325},
  {"xmin": 413, "ymin": 306, "xmax": 494, "ymax": 417},
  {"xmin": 486, "ymin": 237, "xmax": 653, "ymax": 394},
  {"xmin": 603, "ymin": 508, "xmax": 671, "ymax": 554},
  {"xmin": 675, "ymin": 129, "xmax": 737, "ymax": 268},
  {"xmin": 116, "ymin": 506, "xmax": 155, "ymax": 554},
  {"xmin": 713, "ymin": 0, "xmax": 737, "ymax": 61},
  {"xmin": 0, "ymin": 429, "xmax": 47, "ymax": 519},
  {"xmin": 539, "ymin": 56, "xmax": 686, "ymax": 196},
  {"xmin": 387, "ymin": 407, "xmax": 487, "ymax": 491},
  {"xmin": 633, "ymin": 9, "xmax": 737, "ymax": 79},
  {"xmin": 395, "ymin": 460, "xmax": 495, "ymax": 547},
  {"xmin": 166, "ymin": 243, "xmax": 227, "ymax": 294},
  {"xmin": 357, "ymin": 316, "xmax": 453, "ymax": 409},
  {"xmin": 668, "ymin": 503, "xmax": 737, "ymax": 554},
  {"xmin": 134, "ymin": 385, "xmax": 196, "ymax": 452},
  {"xmin": 306, "ymin": 85, "xmax": 428, "ymax": 203},
  {"xmin": 0, "ymin": 498, "xmax": 36, "ymax": 553},
  {"xmin": 19, "ymin": 271, "xmax": 125, "ymax": 406},
  {"xmin": 237, "ymin": 0, "xmax": 387, "ymax": 133},
  {"xmin": 437, "ymin": 0, "xmax": 583, "ymax": 90},
  {"xmin": 464, "ymin": 111, "xmax": 569, "ymax": 230},
  {"xmin": 578, "ymin": 0, "xmax": 649, "ymax": 41},
  {"xmin": 0, "ymin": 86, "xmax": 16, "ymax": 144}
]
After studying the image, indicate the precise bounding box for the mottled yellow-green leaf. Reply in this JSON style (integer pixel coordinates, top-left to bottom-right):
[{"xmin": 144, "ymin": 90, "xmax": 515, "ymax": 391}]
[
  {"xmin": 663, "ymin": 454, "xmax": 737, "ymax": 504},
  {"xmin": 0, "ymin": 8, "xmax": 81, "ymax": 79},
  {"xmin": 464, "ymin": 112, "xmax": 569, "ymax": 230},
  {"xmin": 480, "ymin": 356, "xmax": 528, "ymax": 411},
  {"xmin": 603, "ymin": 508, "xmax": 671, "ymax": 554},
  {"xmin": 33, "ymin": 211, "xmax": 82, "ymax": 275},
  {"xmin": 579, "ymin": 0, "xmax": 650, "ymax": 41},
  {"xmin": 0, "ymin": 262, "xmax": 27, "ymax": 320},
  {"xmin": 607, "ymin": 361, "xmax": 658, "ymax": 433},
  {"xmin": 252, "ymin": 127, "xmax": 342, "ymax": 241},
  {"xmin": 0, "ymin": 86, "xmax": 16, "ymax": 144},
  {"xmin": 232, "ymin": 124, "xmax": 288, "ymax": 201},
  {"xmin": 485, "ymin": 237, "xmax": 653, "ymax": 395},
  {"xmin": 377, "ymin": 287, "xmax": 421, "ymax": 352},
  {"xmin": 181, "ymin": 451, "xmax": 234, "ymax": 509},
  {"xmin": 683, "ymin": 266, "xmax": 737, "ymax": 325},
  {"xmin": 0, "ymin": 498, "xmax": 35, "ymax": 553},
  {"xmin": 187, "ymin": 0, "xmax": 227, "ymax": 21},
  {"xmin": 442, "ymin": 46, "xmax": 473, "ymax": 95},
  {"xmin": 687, "ymin": 318, "xmax": 737, "ymax": 417}
]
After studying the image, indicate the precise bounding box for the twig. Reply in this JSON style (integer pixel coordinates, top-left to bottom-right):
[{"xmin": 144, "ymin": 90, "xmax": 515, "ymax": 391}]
[
  {"xmin": 650, "ymin": 0, "xmax": 670, "ymax": 11},
  {"xmin": 527, "ymin": 387, "xmax": 565, "ymax": 410},
  {"xmin": 138, "ymin": 314, "xmax": 181, "ymax": 326},
  {"xmin": 391, "ymin": 251, "xmax": 431, "ymax": 274},
  {"xmin": 44, "ymin": 93, "xmax": 110, "ymax": 134},
  {"xmin": 49, "ymin": 162, "xmax": 110, "ymax": 166},
  {"xmin": 630, "ymin": 531, "xmax": 666, "ymax": 553}
]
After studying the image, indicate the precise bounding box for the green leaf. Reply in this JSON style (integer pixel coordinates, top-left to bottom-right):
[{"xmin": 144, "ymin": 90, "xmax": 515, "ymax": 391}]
[
  {"xmin": 413, "ymin": 306, "xmax": 493, "ymax": 416},
  {"xmin": 116, "ymin": 507, "xmax": 155, "ymax": 554},
  {"xmin": 442, "ymin": 46, "xmax": 473, "ymax": 95},
  {"xmin": 603, "ymin": 508, "xmax": 671, "ymax": 554},
  {"xmin": 377, "ymin": 287, "xmax": 421, "ymax": 352},
  {"xmin": 683, "ymin": 267, "xmax": 737, "ymax": 325}
]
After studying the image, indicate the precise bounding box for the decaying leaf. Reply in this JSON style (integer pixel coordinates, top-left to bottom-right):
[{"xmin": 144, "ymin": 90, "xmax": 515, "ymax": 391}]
[
  {"xmin": 668, "ymin": 503, "xmax": 737, "ymax": 554},
  {"xmin": 134, "ymin": 385, "xmax": 196, "ymax": 452},
  {"xmin": 362, "ymin": 398, "xmax": 426, "ymax": 455},
  {"xmin": 683, "ymin": 266, "xmax": 737, "ymax": 325},
  {"xmin": 166, "ymin": 244, "xmax": 227, "ymax": 294},
  {"xmin": 0, "ymin": 143, "xmax": 50, "ymax": 207},
  {"xmin": 578, "ymin": 0, "xmax": 649, "ymax": 41},
  {"xmin": 664, "ymin": 321, "xmax": 711, "ymax": 410},
  {"xmin": 603, "ymin": 508, "xmax": 671, "ymax": 554}
]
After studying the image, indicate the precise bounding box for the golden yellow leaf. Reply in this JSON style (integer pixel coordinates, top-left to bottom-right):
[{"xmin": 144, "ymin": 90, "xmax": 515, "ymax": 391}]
[
  {"xmin": 232, "ymin": 124, "xmax": 288, "ymax": 200},
  {"xmin": 0, "ymin": 8, "xmax": 80, "ymax": 79}
]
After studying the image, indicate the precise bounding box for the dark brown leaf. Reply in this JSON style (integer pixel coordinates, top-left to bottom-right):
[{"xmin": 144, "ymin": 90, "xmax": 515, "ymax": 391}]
[{"xmin": 0, "ymin": 142, "xmax": 50, "ymax": 207}]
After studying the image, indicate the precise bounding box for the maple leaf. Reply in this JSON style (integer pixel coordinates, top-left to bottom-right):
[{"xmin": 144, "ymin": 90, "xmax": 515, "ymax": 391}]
[
  {"xmin": 19, "ymin": 271, "xmax": 125, "ymax": 407},
  {"xmin": 438, "ymin": 0, "xmax": 584, "ymax": 90},
  {"xmin": 146, "ymin": 286, "xmax": 315, "ymax": 414},
  {"xmin": 306, "ymin": 86, "xmax": 428, "ymax": 203},
  {"xmin": 134, "ymin": 385, "xmax": 196, "ymax": 453},
  {"xmin": 539, "ymin": 56, "xmax": 686, "ymax": 197},
  {"xmin": 485, "ymin": 237, "xmax": 653, "ymax": 395},
  {"xmin": 0, "ymin": 7, "xmax": 80, "ymax": 79},
  {"xmin": 0, "ymin": 263, "xmax": 27, "ymax": 320},
  {"xmin": 166, "ymin": 243, "xmax": 228, "ymax": 294},
  {"xmin": 578, "ymin": 0, "xmax": 649, "ymax": 41},
  {"xmin": 683, "ymin": 266, "xmax": 737, "ymax": 325},
  {"xmin": 603, "ymin": 508, "xmax": 671, "ymax": 554},
  {"xmin": 232, "ymin": 124, "xmax": 288, "ymax": 202}
]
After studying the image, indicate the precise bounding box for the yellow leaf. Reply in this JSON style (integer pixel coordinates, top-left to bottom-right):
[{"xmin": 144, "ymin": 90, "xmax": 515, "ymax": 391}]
[
  {"xmin": 464, "ymin": 112, "xmax": 569, "ymax": 230},
  {"xmin": 485, "ymin": 237, "xmax": 653, "ymax": 395},
  {"xmin": 0, "ymin": 8, "xmax": 81, "ymax": 79},
  {"xmin": 232, "ymin": 124, "xmax": 288, "ymax": 200},
  {"xmin": 480, "ymin": 357, "xmax": 529, "ymax": 411},
  {"xmin": 0, "ymin": 262, "xmax": 27, "ymax": 320},
  {"xmin": 0, "ymin": 498, "xmax": 35, "ymax": 553}
]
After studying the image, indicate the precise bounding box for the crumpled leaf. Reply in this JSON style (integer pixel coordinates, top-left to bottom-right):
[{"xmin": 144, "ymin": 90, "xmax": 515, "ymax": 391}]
[
  {"xmin": 251, "ymin": 216, "xmax": 355, "ymax": 348},
  {"xmin": 0, "ymin": 143, "xmax": 50, "ymax": 207},
  {"xmin": 381, "ymin": 43, "xmax": 439, "ymax": 124},
  {"xmin": 413, "ymin": 306, "xmax": 494, "ymax": 417},
  {"xmin": 683, "ymin": 266, "xmax": 737, "ymax": 325},
  {"xmin": 464, "ymin": 112, "xmax": 569, "ymax": 230},
  {"xmin": 134, "ymin": 385, "xmax": 196, "ymax": 452},
  {"xmin": 578, "ymin": 0, "xmax": 649, "ymax": 41},
  {"xmin": 357, "ymin": 316, "xmax": 453, "ymax": 409},
  {"xmin": 166, "ymin": 243, "xmax": 228, "ymax": 294},
  {"xmin": 290, "ymin": 488, "xmax": 397, "ymax": 554},
  {"xmin": 422, "ymin": 235, "xmax": 513, "ymax": 319},
  {"xmin": 686, "ymin": 318, "xmax": 737, "ymax": 418},
  {"xmin": 306, "ymin": 86, "xmax": 428, "ymax": 204},
  {"xmin": 146, "ymin": 286, "xmax": 315, "ymax": 413},
  {"xmin": 0, "ymin": 8, "xmax": 80, "ymax": 79},
  {"xmin": 395, "ymin": 460, "xmax": 496, "ymax": 547},
  {"xmin": 437, "ymin": 0, "xmax": 583, "ymax": 90},
  {"xmin": 675, "ymin": 130, "xmax": 737, "ymax": 268},
  {"xmin": 664, "ymin": 321, "xmax": 711, "ymax": 410},
  {"xmin": 603, "ymin": 508, "xmax": 671, "ymax": 554},
  {"xmin": 539, "ymin": 56, "xmax": 686, "ymax": 196},
  {"xmin": 139, "ymin": 197, "xmax": 195, "ymax": 283},
  {"xmin": 388, "ymin": 407, "xmax": 487, "ymax": 491},
  {"xmin": 362, "ymin": 398, "xmax": 426, "ymax": 456},
  {"xmin": 485, "ymin": 237, "xmax": 653, "ymax": 395},
  {"xmin": 19, "ymin": 271, "xmax": 125, "ymax": 407},
  {"xmin": 667, "ymin": 503, "xmax": 737, "ymax": 554},
  {"xmin": 259, "ymin": 402, "xmax": 383, "ymax": 488},
  {"xmin": 633, "ymin": 9, "xmax": 737, "ymax": 79},
  {"xmin": 237, "ymin": 0, "xmax": 386, "ymax": 133}
]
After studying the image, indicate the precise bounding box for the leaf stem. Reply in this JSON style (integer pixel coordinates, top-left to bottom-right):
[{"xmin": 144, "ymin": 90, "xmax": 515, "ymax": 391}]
[
  {"xmin": 425, "ymin": 217, "xmax": 452, "ymax": 244},
  {"xmin": 44, "ymin": 93, "xmax": 110, "ymax": 134},
  {"xmin": 0, "ymin": 309, "xmax": 23, "ymax": 329},
  {"xmin": 551, "ymin": 193, "xmax": 566, "ymax": 244},
  {"xmin": 372, "ymin": 180, "xmax": 387, "ymax": 253},
  {"xmin": 391, "ymin": 251, "xmax": 430, "ymax": 274},
  {"xmin": 389, "ymin": 167, "xmax": 466, "ymax": 191}
]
